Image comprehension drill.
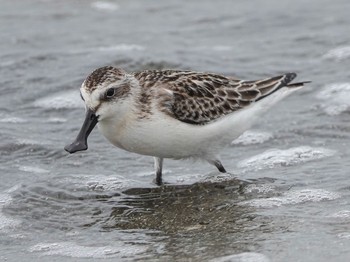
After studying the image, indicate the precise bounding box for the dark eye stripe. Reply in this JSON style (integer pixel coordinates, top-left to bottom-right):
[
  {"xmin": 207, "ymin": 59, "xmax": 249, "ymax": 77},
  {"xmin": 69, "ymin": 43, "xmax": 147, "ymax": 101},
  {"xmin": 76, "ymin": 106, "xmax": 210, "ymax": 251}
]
[{"xmin": 100, "ymin": 84, "xmax": 131, "ymax": 101}]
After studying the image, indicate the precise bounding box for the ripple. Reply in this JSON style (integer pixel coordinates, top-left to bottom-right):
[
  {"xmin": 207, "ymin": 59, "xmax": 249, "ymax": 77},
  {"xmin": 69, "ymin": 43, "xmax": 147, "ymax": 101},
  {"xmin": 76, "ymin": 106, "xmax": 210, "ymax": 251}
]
[
  {"xmin": 29, "ymin": 241, "xmax": 147, "ymax": 259},
  {"xmin": 91, "ymin": 1, "xmax": 119, "ymax": 12},
  {"xmin": 211, "ymin": 252, "xmax": 270, "ymax": 262},
  {"xmin": 46, "ymin": 117, "xmax": 67, "ymax": 123},
  {"xmin": 211, "ymin": 45, "xmax": 233, "ymax": 52},
  {"xmin": 242, "ymin": 184, "xmax": 276, "ymax": 195},
  {"xmin": 329, "ymin": 210, "xmax": 350, "ymax": 219},
  {"xmin": 3, "ymin": 182, "xmax": 121, "ymax": 232},
  {"xmin": 16, "ymin": 138, "xmax": 49, "ymax": 146},
  {"xmin": 33, "ymin": 90, "xmax": 82, "ymax": 109},
  {"xmin": 194, "ymin": 45, "xmax": 234, "ymax": 52},
  {"xmin": 323, "ymin": 46, "xmax": 350, "ymax": 61},
  {"xmin": 242, "ymin": 189, "xmax": 340, "ymax": 208},
  {"xmin": 238, "ymin": 146, "xmax": 336, "ymax": 171},
  {"xmin": 0, "ymin": 117, "xmax": 27, "ymax": 124},
  {"xmin": 317, "ymin": 83, "xmax": 350, "ymax": 115},
  {"xmin": 337, "ymin": 233, "xmax": 350, "ymax": 239},
  {"xmin": 97, "ymin": 44, "xmax": 145, "ymax": 52},
  {"xmin": 0, "ymin": 212, "xmax": 19, "ymax": 231},
  {"xmin": 232, "ymin": 130, "xmax": 273, "ymax": 146},
  {"xmin": 0, "ymin": 186, "xmax": 21, "ymax": 231},
  {"xmin": 61, "ymin": 44, "xmax": 145, "ymax": 56},
  {"xmin": 85, "ymin": 174, "xmax": 142, "ymax": 192},
  {"xmin": 18, "ymin": 166, "xmax": 50, "ymax": 174}
]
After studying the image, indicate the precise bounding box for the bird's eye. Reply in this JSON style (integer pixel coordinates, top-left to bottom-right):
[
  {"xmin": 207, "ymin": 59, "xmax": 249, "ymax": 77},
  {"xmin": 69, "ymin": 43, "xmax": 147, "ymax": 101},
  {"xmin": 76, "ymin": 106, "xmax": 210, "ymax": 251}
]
[{"xmin": 106, "ymin": 88, "xmax": 115, "ymax": 98}]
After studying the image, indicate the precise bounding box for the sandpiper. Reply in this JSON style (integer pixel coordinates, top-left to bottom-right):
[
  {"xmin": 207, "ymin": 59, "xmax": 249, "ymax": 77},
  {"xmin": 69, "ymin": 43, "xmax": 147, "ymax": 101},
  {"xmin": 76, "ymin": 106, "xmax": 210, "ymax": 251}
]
[{"xmin": 65, "ymin": 66, "xmax": 309, "ymax": 185}]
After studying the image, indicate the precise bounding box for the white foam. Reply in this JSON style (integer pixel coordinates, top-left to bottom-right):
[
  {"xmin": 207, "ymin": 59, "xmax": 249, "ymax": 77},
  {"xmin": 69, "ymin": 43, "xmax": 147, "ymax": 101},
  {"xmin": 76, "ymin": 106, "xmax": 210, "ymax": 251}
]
[
  {"xmin": 0, "ymin": 117, "xmax": 27, "ymax": 123},
  {"xmin": 329, "ymin": 210, "xmax": 350, "ymax": 219},
  {"xmin": 0, "ymin": 187, "xmax": 21, "ymax": 230},
  {"xmin": 134, "ymin": 169, "xmax": 204, "ymax": 185},
  {"xmin": 91, "ymin": 1, "xmax": 119, "ymax": 12},
  {"xmin": 9, "ymin": 233, "xmax": 26, "ymax": 239},
  {"xmin": 46, "ymin": 117, "xmax": 67, "ymax": 123},
  {"xmin": 200, "ymin": 172, "xmax": 237, "ymax": 184},
  {"xmin": 16, "ymin": 138, "xmax": 49, "ymax": 146},
  {"xmin": 242, "ymin": 189, "xmax": 340, "ymax": 208},
  {"xmin": 317, "ymin": 83, "xmax": 350, "ymax": 115},
  {"xmin": 0, "ymin": 194, "xmax": 12, "ymax": 207},
  {"xmin": 82, "ymin": 174, "xmax": 141, "ymax": 191},
  {"xmin": 323, "ymin": 46, "xmax": 350, "ymax": 61},
  {"xmin": 33, "ymin": 90, "xmax": 82, "ymax": 109},
  {"xmin": 18, "ymin": 166, "xmax": 50, "ymax": 174},
  {"xmin": 322, "ymin": 104, "xmax": 349, "ymax": 116},
  {"xmin": 29, "ymin": 241, "xmax": 147, "ymax": 259},
  {"xmin": 210, "ymin": 252, "xmax": 270, "ymax": 262},
  {"xmin": 63, "ymin": 44, "xmax": 145, "ymax": 56},
  {"xmin": 0, "ymin": 213, "xmax": 19, "ymax": 230},
  {"xmin": 97, "ymin": 44, "xmax": 145, "ymax": 52},
  {"xmin": 243, "ymin": 184, "xmax": 276, "ymax": 195},
  {"xmin": 232, "ymin": 130, "xmax": 273, "ymax": 146},
  {"xmin": 238, "ymin": 146, "xmax": 336, "ymax": 171},
  {"xmin": 337, "ymin": 233, "xmax": 350, "ymax": 239}
]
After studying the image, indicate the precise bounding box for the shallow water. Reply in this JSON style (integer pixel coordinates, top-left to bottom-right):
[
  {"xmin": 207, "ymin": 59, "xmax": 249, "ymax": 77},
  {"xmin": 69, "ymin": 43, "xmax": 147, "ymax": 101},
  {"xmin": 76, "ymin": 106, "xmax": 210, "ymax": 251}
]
[{"xmin": 1, "ymin": 0, "xmax": 350, "ymax": 261}]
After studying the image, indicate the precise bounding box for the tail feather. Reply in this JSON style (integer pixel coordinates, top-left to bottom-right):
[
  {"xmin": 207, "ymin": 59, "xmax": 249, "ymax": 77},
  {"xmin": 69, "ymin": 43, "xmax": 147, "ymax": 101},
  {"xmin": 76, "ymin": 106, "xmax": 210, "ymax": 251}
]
[{"xmin": 254, "ymin": 73, "xmax": 309, "ymax": 101}]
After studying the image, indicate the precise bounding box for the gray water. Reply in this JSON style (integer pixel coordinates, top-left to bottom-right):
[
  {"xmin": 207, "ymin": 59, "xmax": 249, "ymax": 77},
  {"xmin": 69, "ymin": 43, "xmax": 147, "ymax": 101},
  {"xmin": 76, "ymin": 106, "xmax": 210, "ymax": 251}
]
[{"xmin": 1, "ymin": 0, "xmax": 350, "ymax": 261}]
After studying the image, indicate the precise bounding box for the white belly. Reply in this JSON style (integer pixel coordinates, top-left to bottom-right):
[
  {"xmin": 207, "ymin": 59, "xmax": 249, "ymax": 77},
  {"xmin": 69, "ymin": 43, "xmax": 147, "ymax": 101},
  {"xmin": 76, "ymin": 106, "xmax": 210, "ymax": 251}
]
[
  {"xmin": 97, "ymin": 87, "xmax": 296, "ymax": 159},
  {"xmin": 98, "ymin": 108, "xmax": 254, "ymax": 159}
]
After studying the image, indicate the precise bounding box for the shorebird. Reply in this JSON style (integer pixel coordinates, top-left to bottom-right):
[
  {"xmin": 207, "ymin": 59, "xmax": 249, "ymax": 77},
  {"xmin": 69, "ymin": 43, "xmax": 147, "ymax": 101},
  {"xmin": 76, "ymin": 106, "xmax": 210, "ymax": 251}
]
[{"xmin": 64, "ymin": 66, "xmax": 308, "ymax": 185}]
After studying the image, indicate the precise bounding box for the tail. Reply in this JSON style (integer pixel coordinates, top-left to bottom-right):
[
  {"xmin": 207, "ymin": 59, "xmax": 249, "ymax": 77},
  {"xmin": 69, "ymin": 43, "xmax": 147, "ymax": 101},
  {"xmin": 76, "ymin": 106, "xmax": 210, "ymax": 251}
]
[{"xmin": 250, "ymin": 73, "xmax": 310, "ymax": 102}]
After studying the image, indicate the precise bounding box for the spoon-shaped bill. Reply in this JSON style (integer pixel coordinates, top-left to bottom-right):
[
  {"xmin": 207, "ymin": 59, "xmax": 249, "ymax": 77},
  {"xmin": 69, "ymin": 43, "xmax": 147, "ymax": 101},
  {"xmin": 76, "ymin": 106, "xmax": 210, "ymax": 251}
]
[{"xmin": 64, "ymin": 109, "xmax": 98, "ymax": 153}]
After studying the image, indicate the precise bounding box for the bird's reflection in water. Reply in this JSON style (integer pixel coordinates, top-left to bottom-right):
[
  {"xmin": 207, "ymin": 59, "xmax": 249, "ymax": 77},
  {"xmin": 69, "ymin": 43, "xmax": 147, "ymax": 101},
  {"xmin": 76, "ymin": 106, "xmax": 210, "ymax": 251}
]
[{"xmin": 100, "ymin": 178, "xmax": 282, "ymax": 259}]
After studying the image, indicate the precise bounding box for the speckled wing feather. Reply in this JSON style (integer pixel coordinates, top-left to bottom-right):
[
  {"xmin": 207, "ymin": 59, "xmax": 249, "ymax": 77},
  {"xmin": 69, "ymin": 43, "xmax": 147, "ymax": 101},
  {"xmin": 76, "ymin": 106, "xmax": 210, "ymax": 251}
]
[{"xmin": 134, "ymin": 70, "xmax": 304, "ymax": 125}]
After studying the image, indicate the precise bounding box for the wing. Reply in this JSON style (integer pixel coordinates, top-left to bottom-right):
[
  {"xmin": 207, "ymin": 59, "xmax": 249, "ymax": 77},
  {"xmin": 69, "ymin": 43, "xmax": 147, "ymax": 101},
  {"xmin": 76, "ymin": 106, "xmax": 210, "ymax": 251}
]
[{"xmin": 134, "ymin": 70, "xmax": 306, "ymax": 125}]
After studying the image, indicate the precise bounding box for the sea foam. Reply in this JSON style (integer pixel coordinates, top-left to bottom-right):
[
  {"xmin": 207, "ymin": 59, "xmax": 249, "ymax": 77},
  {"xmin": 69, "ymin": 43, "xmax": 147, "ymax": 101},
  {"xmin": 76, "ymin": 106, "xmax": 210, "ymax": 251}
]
[
  {"xmin": 232, "ymin": 130, "xmax": 273, "ymax": 146},
  {"xmin": 238, "ymin": 146, "xmax": 336, "ymax": 171},
  {"xmin": 242, "ymin": 189, "xmax": 340, "ymax": 208},
  {"xmin": 317, "ymin": 83, "xmax": 350, "ymax": 115},
  {"xmin": 323, "ymin": 46, "xmax": 350, "ymax": 61},
  {"xmin": 0, "ymin": 186, "xmax": 21, "ymax": 231},
  {"xmin": 91, "ymin": 1, "xmax": 119, "ymax": 12},
  {"xmin": 29, "ymin": 241, "xmax": 147, "ymax": 259}
]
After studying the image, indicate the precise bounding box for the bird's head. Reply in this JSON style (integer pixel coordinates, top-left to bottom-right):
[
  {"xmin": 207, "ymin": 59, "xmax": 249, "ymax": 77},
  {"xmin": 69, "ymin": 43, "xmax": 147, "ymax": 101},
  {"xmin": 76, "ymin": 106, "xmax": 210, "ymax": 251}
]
[{"xmin": 64, "ymin": 66, "xmax": 132, "ymax": 154}]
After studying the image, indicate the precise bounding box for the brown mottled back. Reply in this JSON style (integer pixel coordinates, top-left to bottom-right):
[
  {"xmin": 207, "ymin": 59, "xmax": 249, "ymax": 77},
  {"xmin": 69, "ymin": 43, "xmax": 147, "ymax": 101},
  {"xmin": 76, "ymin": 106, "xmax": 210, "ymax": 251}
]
[{"xmin": 134, "ymin": 70, "xmax": 303, "ymax": 125}]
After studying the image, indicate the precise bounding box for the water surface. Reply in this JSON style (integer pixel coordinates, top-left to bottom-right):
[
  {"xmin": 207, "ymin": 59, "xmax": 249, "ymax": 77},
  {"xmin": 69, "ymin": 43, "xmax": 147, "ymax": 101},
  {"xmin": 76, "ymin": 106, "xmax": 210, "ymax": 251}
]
[{"xmin": 1, "ymin": 0, "xmax": 350, "ymax": 261}]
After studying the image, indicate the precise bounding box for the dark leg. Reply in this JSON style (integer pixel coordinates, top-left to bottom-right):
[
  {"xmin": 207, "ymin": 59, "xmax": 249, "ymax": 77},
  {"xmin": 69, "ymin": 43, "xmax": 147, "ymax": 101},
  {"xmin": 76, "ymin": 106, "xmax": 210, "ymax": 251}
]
[
  {"xmin": 208, "ymin": 159, "xmax": 227, "ymax": 173},
  {"xmin": 154, "ymin": 157, "xmax": 164, "ymax": 186}
]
